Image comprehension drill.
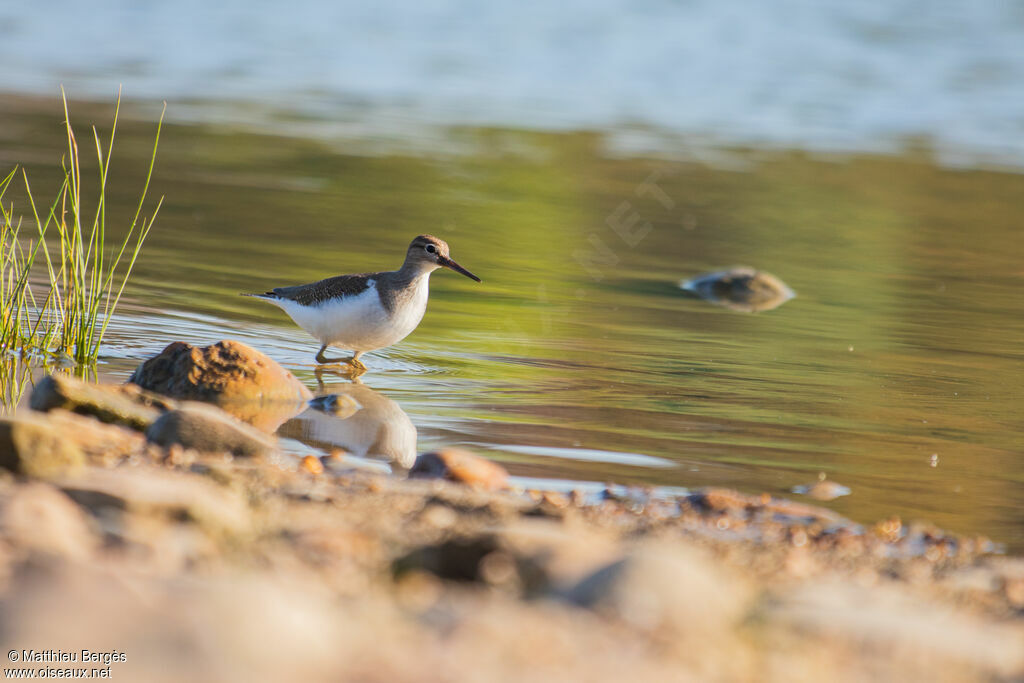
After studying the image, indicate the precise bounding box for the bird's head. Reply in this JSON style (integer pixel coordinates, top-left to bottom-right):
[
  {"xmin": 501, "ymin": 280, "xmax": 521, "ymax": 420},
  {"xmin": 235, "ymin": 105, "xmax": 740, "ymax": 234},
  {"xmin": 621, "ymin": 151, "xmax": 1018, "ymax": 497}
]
[{"xmin": 406, "ymin": 234, "xmax": 481, "ymax": 282}]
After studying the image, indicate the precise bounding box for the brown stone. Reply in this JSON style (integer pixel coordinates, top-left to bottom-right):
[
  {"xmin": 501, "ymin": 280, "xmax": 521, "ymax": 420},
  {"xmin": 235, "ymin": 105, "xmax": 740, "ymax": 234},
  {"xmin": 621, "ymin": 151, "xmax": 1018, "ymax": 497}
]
[
  {"xmin": 0, "ymin": 415, "xmax": 85, "ymax": 478},
  {"xmin": 146, "ymin": 404, "xmax": 277, "ymax": 458},
  {"xmin": 408, "ymin": 448, "xmax": 509, "ymax": 491},
  {"xmin": 128, "ymin": 340, "xmax": 311, "ymax": 431},
  {"xmin": 46, "ymin": 410, "xmax": 148, "ymax": 466},
  {"xmin": 30, "ymin": 373, "xmax": 164, "ymax": 431}
]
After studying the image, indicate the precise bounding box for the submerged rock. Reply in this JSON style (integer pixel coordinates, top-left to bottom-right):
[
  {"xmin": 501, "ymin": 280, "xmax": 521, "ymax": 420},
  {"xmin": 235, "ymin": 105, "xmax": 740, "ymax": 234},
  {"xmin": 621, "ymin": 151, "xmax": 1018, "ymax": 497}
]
[
  {"xmin": 308, "ymin": 394, "xmax": 362, "ymax": 419},
  {"xmin": 0, "ymin": 415, "xmax": 85, "ymax": 478},
  {"xmin": 146, "ymin": 404, "xmax": 277, "ymax": 458},
  {"xmin": 129, "ymin": 340, "xmax": 311, "ymax": 431},
  {"xmin": 680, "ymin": 266, "xmax": 795, "ymax": 312},
  {"xmin": 792, "ymin": 479, "xmax": 852, "ymax": 501},
  {"xmin": 409, "ymin": 448, "xmax": 509, "ymax": 491}
]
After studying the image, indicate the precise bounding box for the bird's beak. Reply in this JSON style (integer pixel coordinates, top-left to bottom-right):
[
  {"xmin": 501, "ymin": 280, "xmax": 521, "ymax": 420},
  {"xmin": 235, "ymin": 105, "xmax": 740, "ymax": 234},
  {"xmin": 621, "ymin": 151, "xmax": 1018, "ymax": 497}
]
[{"xmin": 439, "ymin": 256, "xmax": 481, "ymax": 282}]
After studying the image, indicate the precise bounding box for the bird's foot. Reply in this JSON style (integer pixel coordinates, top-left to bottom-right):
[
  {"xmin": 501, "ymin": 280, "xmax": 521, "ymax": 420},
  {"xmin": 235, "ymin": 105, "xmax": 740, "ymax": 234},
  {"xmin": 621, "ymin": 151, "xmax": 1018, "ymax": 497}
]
[
  {"xmin": 314, "ymin": 366, "xmax": 364, "ymax": 389},
  {"xmin": 315, "ymin": 347, "xmax": 367, "ymax": 376}
]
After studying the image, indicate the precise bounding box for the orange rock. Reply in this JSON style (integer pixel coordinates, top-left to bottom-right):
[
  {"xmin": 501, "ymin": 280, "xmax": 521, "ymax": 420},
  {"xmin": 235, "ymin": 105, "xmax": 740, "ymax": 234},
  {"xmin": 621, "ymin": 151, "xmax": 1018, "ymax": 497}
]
[
  {"xmin": 301, "ymin": 455, "xmax": 324, "ymax": 475},
  {"xmin": 409, "ymin": 448, "xmax": 508, "ymax": 491},
  {"xmin": 128, "ymin": 340, "xmax": 311, "ymax": 431}
]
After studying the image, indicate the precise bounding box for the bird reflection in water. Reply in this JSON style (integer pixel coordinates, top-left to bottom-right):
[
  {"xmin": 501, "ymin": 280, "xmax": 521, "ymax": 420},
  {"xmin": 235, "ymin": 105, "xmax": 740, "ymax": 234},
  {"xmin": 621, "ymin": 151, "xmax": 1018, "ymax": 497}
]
[{"xmin": 277, "ymin": 373, "xmax": 417, "ymax": 470}]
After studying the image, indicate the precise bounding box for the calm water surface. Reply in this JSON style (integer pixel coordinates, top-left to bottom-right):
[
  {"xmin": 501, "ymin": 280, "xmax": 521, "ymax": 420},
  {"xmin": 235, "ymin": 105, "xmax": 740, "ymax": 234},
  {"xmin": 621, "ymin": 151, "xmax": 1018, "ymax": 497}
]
[{"xmin": 2, "ymin": 97, "xmax": 1022, "ymax": 549}]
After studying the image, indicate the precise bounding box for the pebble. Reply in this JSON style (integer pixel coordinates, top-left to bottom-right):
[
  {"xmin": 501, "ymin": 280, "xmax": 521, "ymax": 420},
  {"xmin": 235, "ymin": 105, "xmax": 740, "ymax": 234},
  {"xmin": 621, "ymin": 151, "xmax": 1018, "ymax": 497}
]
[
  {"xmin": 409, "ymin": 448, "xmax": 509, "ymax": 491},
  {"xmin": 301, "ymin": 455, "xmax": 324, "ymax": 475}
]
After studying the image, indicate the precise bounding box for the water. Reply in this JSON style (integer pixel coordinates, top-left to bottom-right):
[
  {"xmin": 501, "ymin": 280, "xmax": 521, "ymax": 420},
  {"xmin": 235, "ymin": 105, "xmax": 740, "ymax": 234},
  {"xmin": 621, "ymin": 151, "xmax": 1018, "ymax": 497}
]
[
  {"xmin": 1, "ymin": 1, "xmax": 1023, "ymax": 548},
  {"xmin": 2, "ymin": 0, "xmax": 1024, "ymax": 167},
  {"xmin": 3, "ymin": 98, "xmax": 1021, "ymax": 549}
]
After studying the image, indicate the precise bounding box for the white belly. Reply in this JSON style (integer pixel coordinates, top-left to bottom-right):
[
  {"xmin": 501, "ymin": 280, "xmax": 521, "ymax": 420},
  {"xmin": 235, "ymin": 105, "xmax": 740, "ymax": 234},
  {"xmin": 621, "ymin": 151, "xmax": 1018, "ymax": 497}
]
[{"xmin": 273, "ymin": 279, "xmax": 428, "ymax": 352}]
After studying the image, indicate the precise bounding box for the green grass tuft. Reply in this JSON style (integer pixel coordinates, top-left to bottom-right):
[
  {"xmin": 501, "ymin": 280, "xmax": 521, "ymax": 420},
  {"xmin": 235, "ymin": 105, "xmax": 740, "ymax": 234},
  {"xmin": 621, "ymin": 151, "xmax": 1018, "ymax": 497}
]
[{"xmin": 0, "ymin": 88, "xmax": 165, "ymax": 367}]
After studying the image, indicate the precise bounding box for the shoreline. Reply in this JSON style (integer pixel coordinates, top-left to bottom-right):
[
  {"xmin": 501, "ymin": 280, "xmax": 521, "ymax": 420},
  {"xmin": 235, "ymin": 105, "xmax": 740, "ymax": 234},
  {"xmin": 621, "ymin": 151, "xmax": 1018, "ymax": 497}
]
[{"xmin": 0, "ymin": 344, "xmax": 1021, "ymax": 680}]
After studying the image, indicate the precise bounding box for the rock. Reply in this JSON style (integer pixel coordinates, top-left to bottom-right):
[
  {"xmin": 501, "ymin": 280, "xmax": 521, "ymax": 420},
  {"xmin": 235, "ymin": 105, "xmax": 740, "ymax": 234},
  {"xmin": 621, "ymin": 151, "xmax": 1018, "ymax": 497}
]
[
  {"xmin": 395, "ymin": 535, "xmax": 501, "ymax": 583},
  {"xmin": 565, "ymin": 540, "xmax": 752, "ymax": 641},
  {"xmin": 308, "ymin": 393, "xmax": 361, "ymax": 419},
  {"xmin": 683, "ymin": 488, "xmax": 846, "ymax": 525},
  {"xmin": 58, "ymin": 467, "xmax": 251, "ymax": 536},
  {"xmin": 0, "ymin": 415, "xmax": 85, "ymax": 478},
  {"xmin": 680, "ymin": 267, "xmax": 795, "ymax": 312},
  {"xmin": 128, "ymin": 340, "xmax": 311, "ymax": 431},
  {"xmin": 146, "ymin": 404, "xmax": 277, "ymax": 458},
  {"xmin": 30, "ymin": 373, "xmax": 165, "ymax": 431},
  {"xmin": 301, "ymin": 455, "xmax": 324, "ymax": 475},
  {"xmin": 408, "ymin": 448, "xmax": 509, "ymax": 491},
  {"xmin": 45, "ymin": 410, "xmax": 148, "ymax": 466},
  {"xmin": 0, "ymin": 483, "xmax": 96, "ymax": 559},
  {"xmin": 792, "ymin": 479, "xmax": 851, "ymax": 501},
  {"xmin": 766, "ymin": 579, "xmax": 1024, "ymax": 677}
]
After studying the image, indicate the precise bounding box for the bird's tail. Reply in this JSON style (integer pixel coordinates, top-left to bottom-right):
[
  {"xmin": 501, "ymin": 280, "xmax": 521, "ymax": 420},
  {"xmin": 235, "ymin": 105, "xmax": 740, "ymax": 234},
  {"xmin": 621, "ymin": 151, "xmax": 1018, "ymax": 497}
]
[{"xmin": 241, "ymin": 292, "xmax": 278, "ymax": 300}]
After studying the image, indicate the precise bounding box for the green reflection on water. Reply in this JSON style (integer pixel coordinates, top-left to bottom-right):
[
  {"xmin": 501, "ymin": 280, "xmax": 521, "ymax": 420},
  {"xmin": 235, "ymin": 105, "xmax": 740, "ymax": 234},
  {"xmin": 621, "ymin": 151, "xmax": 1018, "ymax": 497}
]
[{"xmin": 3, "ymin": 96, "xmax": 1022, "ymax": 548}]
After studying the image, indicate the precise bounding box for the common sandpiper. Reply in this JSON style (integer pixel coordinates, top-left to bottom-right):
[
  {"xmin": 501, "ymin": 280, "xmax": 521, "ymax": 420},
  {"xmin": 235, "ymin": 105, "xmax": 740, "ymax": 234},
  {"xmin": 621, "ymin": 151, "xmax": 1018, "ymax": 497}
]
[{"xmin": 245, "ymin": 235, "xmax": 480, "ymax": 372}]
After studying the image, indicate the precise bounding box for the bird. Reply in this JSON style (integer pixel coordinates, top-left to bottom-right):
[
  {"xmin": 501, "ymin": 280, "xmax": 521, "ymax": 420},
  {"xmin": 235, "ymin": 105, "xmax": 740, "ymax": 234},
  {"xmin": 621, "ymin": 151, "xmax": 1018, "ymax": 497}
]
[{"xmin": 244, "ymin": 235, "xmax": 480, "ymax": 372}]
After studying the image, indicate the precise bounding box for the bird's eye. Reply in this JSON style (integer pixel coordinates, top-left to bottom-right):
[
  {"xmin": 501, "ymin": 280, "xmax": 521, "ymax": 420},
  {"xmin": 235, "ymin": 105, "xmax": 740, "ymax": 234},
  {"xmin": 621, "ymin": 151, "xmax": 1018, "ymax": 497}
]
[{"xmin": 425, "ymin": 244, "xmax": 437, "ymax": 254}]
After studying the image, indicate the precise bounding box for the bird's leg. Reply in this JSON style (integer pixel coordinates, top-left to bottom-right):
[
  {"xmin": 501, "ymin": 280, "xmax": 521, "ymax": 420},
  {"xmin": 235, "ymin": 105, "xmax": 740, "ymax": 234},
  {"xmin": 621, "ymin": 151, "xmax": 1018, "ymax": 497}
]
[
  {"xmin": 315, "ymin": 344, "xmax": 348, "ymax": 364},
  {"xmin": 315, "ymin": 345, "xmax": 368, "ymax": 376}
]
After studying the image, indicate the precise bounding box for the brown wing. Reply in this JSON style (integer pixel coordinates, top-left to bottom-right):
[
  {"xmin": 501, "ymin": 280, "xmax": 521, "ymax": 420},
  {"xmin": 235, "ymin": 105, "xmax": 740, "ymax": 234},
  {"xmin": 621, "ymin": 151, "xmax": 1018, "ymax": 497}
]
[{"xmin": 269, "ymin": 274, "xmax": 373, "ymax": 306}]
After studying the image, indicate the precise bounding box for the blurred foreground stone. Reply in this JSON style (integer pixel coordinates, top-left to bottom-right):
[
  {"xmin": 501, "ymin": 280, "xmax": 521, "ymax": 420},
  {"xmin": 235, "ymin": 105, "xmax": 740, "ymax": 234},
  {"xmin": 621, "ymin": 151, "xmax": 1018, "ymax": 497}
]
[{"xmin": 0, "ymin": 415, "xmax": 85, "ymax": 478}]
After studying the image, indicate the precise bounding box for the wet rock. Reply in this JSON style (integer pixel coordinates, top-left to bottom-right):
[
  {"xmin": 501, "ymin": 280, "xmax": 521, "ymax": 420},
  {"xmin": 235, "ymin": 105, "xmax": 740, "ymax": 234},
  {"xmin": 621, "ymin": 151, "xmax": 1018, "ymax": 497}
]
[
  {"xmin": 146, "ymin": 404, "xmax": 277, "ymax": 458},
  {"xmin": 309, "ymin": 393, "xmax": 361, "ymax": 418},
  {"xmin": 683, "ymin": 487, "xmax": 846, "ymax": 525},
  {"xmin": 30, "ymin": 373, "xmax": 164, "ymax": 431},
  {"xmin": 792, "ymin": 479, "xmax": 851, "ymax": 501},
  {"xmin": 128, "ymin": 340, "xmax": 311, "ymax": 431},
  {"xmin": 409, "ymin": 448, "xmax": 509, "ymax": 491},
  {"xmin": 0, "ymin": 483, "xmax": 96, "ymax": 559},
  {"xmin": 0, "ymin": 415, "xmax": 85, "ymax": 478},
  {"xmin": 680, "ymin": 266, "xmax": 795, "ymax": 312}
]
